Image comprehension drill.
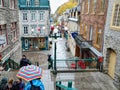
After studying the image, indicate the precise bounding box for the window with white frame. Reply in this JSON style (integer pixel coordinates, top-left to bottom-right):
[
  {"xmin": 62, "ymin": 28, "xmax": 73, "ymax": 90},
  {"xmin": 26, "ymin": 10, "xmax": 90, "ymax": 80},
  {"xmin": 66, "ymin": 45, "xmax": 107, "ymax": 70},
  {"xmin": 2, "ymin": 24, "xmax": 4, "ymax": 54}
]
[
  {"xmin": 23, "ymin": 13, "xmax": 28, "ymax": 20},
  {"xmin": 39, "ymin": 25, "xmax": 44, "ymax": 34},
  {"xmin": 35, "ymin": 0, "xmax": 39, "ymax": 6},
  {"xmin": 26, "ymin": 0, "xmax": 31, "ymax": 6},
  {"xmin": 39, "ymin": 11, "xmax": 44, "ymax": 21},
  {"xmin": 11, "ymin": 0, "xmax": 15, "ymax": 9},
  {"xmin": 31, "ymin": 25, "xmax": 36, "ymax": 34},
  {"xmin": 111, "ymin": 4, "xmax": 120, "ymax": 28},
  {"xmin": 23, "ymin": 26, "xmax": 28, "ymax": 34},
  {"xmin": 31, "ymin": 13, "xmax": 36, "ymax": 21}
]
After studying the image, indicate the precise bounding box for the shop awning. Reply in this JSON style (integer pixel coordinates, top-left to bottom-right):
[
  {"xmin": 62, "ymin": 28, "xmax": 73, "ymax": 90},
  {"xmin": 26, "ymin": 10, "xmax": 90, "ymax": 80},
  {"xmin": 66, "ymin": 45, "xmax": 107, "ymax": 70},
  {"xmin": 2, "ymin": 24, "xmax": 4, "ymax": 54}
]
[
  {"xmin": 89, "ymin": 47, "xmax": 102, "ymax": 57},
  {"xmin": 71, "ymin": 33, "xmax": 103, "ymax": 57},
  {"xmin": 71, "ymin": 33, "xmax": 91, "ymax": 49}
]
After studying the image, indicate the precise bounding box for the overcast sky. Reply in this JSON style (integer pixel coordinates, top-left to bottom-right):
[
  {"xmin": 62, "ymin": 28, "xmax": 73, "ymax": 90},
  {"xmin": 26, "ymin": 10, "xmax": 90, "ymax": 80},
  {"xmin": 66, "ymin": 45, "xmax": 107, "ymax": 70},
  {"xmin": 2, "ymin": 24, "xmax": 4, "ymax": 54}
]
[{"xmin": 49, "ymin": 0, "xmax": 68, "ymax": 14}]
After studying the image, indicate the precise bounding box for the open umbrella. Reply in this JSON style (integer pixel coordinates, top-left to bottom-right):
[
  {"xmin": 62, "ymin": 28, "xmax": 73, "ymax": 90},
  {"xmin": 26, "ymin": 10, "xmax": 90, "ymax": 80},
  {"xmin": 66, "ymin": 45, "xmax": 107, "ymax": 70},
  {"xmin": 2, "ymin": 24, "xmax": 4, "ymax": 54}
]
[{"xmin": 16, "ymin": 65, "xmax": 42, "ymax": 82}]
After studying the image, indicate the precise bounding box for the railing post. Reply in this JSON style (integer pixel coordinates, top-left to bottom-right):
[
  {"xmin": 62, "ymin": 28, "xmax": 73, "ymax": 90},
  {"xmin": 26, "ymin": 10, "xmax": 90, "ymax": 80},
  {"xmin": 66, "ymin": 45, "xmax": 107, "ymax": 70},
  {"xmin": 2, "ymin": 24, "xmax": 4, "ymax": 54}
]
[{"xmin": 68, "ymin": 81, "xmax": 72, "ymax": 88}]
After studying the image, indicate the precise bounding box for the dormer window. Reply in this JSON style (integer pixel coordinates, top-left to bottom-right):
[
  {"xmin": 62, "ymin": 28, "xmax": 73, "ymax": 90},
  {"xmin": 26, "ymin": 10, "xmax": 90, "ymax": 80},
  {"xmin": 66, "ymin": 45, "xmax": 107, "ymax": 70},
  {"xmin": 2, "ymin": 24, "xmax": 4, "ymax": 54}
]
[
  {"xmin": 35, "ymin": 0, "xmax": 39, "ymax": 6},
  {"xmin": 26, "ymin": 0, "xmax": 31, "ymax": 6}
]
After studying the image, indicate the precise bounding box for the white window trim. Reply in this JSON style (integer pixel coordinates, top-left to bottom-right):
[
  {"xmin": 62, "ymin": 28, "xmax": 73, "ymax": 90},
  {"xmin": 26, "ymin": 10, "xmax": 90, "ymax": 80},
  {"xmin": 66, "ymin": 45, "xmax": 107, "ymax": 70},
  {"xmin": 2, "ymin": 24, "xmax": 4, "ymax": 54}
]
[{"xmin": 110, "ymin": 3, "xmax": 120, "ymax": 30}]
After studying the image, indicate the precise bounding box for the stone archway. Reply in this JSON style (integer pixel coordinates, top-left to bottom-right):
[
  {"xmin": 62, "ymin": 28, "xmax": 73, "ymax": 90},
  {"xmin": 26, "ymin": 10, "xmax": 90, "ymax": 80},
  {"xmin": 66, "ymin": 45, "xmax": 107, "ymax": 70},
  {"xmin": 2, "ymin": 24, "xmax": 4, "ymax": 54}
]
[{"xmin": 107, "ymin": 48, "xmax": 117, "ymax": 79}]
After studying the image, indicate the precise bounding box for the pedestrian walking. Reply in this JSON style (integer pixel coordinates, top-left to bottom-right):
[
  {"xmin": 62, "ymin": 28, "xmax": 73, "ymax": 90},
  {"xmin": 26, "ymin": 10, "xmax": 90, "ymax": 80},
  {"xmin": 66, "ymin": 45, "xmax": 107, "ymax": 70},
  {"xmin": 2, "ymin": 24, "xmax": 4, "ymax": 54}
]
[{"xmin": 20, "ymin": 55, "xmax": 31, "ymax": 68}]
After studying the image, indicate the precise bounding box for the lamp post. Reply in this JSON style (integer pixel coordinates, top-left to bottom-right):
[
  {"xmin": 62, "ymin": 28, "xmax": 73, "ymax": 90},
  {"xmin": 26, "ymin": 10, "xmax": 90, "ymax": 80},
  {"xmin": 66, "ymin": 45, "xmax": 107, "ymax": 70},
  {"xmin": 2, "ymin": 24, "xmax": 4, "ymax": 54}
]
[{"xmin": 50, "ymin": 31, "xmax": 61, "ymax": 74}]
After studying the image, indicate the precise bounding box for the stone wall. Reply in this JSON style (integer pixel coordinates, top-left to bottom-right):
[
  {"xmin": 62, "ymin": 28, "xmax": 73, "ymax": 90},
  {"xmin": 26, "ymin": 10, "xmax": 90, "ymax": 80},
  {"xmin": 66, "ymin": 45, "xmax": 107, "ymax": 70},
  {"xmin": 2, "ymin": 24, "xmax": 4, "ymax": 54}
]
[{"xmin": 103, "ymin": 0, "xmax": 120, "ymax": 89}]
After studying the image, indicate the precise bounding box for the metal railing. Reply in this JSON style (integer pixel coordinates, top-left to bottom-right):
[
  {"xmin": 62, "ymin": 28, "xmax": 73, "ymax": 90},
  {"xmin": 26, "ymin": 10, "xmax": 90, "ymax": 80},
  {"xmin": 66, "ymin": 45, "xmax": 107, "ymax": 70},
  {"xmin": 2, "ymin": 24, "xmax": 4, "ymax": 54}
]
[
  {"xmin": 50, "ymin": 58, "xmax": 99, "ymax": 72},
  {"xmin": 56, "ymin": 81, "xmax": 78, "ymax": 90},
  {"xmin": 3, "ymin": 58, "xmax": 20, "ymax": 71}
]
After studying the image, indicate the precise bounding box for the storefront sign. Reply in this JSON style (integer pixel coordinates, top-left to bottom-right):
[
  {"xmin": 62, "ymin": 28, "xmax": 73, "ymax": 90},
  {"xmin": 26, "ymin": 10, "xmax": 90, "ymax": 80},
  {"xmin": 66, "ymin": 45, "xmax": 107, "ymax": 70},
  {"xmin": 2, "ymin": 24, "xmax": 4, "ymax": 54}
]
[{"xmin": 0, "ymin": 36, "xmax": 6, "ymax": 45}]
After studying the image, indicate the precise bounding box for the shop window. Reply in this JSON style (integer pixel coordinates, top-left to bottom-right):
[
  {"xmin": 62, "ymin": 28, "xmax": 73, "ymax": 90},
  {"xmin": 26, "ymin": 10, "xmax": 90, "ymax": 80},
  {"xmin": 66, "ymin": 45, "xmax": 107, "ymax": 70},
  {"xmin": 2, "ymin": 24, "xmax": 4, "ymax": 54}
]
[{"xmin": 111, "ymin": 3, "xmax": 120, "ymax": 30}]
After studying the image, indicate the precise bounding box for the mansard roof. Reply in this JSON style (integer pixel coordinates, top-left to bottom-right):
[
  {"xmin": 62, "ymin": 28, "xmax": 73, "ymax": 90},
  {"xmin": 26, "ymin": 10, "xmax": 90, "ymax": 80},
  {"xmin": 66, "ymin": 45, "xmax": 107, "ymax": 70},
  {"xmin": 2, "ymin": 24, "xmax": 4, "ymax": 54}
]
[{"xmin": 19, "ymin": 0, "xmax": 50, "ymax": 10}]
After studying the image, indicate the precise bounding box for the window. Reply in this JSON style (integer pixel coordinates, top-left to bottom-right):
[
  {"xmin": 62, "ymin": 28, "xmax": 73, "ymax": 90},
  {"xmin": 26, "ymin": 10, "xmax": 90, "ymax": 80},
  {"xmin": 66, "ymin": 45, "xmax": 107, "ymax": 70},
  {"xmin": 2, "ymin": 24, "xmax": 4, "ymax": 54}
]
[
  {"xmin": 10, "ymin": 0, "xmax": 15, "ymax": 9},
  {"xmin": 82, "ymin": 1, "xmax": 85, "ymax": 14},
  {"xmin": 0, "ymin": 0, "xmax": 2, "ymax": 6},
  {"xmin": 83, "ymin": 25, "xmax": 87, "ymax": 39},
  {"xmin": 26, "ymin": 0, "xmax": 31, "ymax": 6},
  {"xmin": 88, "ymin": 0, "xmax": 90, "ymax": 13},
  {"xmin": 0, "ymin": 0, "xmax": 1, "ymax": 5},
  {"xmin": 39, "ymin": 25, "xmax": 44, "ymax": 34},
  {"xmin": 86, "ymin": 0, "xmax": 90, "ymax": 13},
  {"xmin": 35, "ymin": 0, "xmax": 39, "ymax": 6},
  {"xmin": 39, "ymin": 11, "xmax": 44, "ymax": 21},
  {"xmin": 31, "ymin": 13, "xmax": 36, "ymax": 21},
  {"xmin": 23, "ymin": 13, "xmax": 28, "ymax": 20},
  {"xmin": 31, "ymin": 25, "xmax": 36, "ymax": 34},
  {"xmin": 89, "ymin": 26, "xmax": 93, "ymax": 40},
  {"xmin": 111, "ymin": 3, "xmax": 120, "ymax": 29},
  {"xmin": 96, "ymin": 29, "xmax": 102, "ymax": 46},
  {"xmin": 91, "ymin": 0, "xmax": 97, "ymax": 13},
  {"xmin": 93, "ymin": 0, "xmax": 97, "ymax": 12},
  {"xmin": 101, "ymin": 0, "xmax": 105, "ymax": 12},
  {"xmin": 23, "ymin": 26, "xmax": 28, "ymax": 34}
]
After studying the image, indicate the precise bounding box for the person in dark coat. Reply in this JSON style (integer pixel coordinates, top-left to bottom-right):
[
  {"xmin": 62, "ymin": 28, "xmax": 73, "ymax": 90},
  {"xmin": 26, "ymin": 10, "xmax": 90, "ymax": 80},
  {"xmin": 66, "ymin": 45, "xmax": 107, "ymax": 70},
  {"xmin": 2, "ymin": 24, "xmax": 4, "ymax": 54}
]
[
  {"xmin": 20, "ymin": 55, "xmax": 31, "ymax": 68},
  {"xmin": 0, "ymin": 77, "xmax": 8, "ymax": 90},
  {"xmin": 47, "ymin": 55, "xmax": 53, "ymax": 69}
]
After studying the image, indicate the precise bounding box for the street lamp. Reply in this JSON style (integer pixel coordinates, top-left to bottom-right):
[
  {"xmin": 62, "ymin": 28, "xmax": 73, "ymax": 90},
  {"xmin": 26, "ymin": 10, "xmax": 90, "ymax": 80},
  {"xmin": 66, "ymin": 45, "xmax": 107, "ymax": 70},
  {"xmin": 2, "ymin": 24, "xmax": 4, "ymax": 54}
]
[{"xmin": 50, "ymin": 31, "xmax": 61, "ymax": 74}]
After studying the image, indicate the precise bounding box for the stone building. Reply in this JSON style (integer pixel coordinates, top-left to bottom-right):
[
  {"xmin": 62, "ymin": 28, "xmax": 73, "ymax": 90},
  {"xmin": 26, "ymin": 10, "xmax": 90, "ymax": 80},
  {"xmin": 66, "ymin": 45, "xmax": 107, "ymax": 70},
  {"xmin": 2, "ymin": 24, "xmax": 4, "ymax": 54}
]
[
  {"xmin": 0, "ymin": 0, "xmax": 21, "ymax": 64},
  {"xmin": 18, "ymin": 0, "xmax": 50, "ymax": 51},
  {"xmin": 103, "ymin": 0, "xmax": 120, "ymax": 89}
]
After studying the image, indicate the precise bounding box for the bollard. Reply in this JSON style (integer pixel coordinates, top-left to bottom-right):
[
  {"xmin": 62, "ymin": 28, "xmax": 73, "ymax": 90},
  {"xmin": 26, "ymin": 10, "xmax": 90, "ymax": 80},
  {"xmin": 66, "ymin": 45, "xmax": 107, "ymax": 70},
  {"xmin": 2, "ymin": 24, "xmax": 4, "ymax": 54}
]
[{"xmin": 68, "ymin": 81, "xmax": 72, "ymax": 88}]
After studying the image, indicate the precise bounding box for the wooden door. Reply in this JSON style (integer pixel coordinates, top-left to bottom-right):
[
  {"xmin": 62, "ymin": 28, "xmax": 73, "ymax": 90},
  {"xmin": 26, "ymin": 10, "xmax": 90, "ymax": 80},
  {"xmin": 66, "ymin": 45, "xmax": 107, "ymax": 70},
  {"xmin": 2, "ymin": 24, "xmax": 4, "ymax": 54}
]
[{"xmin": 108, "ymin": 50, "xmax": 116, "ymax": 78}]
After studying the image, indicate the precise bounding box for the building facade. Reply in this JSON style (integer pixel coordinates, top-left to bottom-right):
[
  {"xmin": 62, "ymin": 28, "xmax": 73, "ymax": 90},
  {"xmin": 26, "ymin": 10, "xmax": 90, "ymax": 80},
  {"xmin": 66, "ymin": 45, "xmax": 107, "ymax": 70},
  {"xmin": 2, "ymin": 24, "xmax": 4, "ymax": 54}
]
[
  {"xmin": 0, "ymin": 0, "xmax": 21, "ymax": 64},
  {"xmin": 103, "ymin": 0, "xmax": 120, "ymax": 89},
  {"xmin": 68, "ymin": 6, "xmax": 80, "ymax": 56},
  {"xmin": 19, "ymin": 0, "xmax": 50, "ymax": 51},
  {"xmin": 77, "ymin": 0, "xmax": 108, "ymax": 64}
]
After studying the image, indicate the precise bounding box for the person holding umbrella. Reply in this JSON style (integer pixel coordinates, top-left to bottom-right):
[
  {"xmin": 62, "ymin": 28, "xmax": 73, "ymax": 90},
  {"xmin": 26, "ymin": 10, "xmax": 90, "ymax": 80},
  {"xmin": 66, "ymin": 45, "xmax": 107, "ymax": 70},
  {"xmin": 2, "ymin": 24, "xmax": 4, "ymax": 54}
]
[{"xmin": 16, "ymin": 65, "xmax": 44, "ymax": 90}]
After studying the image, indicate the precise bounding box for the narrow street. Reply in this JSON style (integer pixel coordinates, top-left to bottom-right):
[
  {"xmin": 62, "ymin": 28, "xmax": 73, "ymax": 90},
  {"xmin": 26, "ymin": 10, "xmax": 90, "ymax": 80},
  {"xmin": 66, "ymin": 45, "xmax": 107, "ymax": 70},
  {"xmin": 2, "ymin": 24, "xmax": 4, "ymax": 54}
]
[{"xmin": 23, "ymin": 37, "xmax": 117, "ymax": 90}]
